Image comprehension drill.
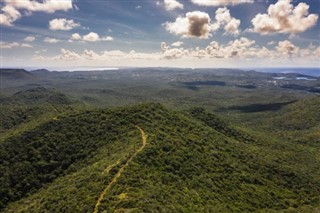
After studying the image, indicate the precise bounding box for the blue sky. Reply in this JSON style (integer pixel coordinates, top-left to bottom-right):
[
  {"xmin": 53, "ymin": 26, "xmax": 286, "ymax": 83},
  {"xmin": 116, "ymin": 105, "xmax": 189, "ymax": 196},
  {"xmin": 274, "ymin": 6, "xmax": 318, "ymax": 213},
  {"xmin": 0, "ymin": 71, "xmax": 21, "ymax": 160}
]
[{"xmin": 0, "ymin": 0, "xmax": 319, "ymax": 69}]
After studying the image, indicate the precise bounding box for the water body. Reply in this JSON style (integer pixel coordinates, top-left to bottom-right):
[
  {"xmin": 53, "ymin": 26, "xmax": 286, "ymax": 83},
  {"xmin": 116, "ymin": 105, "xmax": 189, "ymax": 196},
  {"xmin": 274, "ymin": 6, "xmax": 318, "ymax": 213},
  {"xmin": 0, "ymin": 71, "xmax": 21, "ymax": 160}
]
[{"xmin": 254, "ymin": 68, "xmax": 320, "ymax": 77}]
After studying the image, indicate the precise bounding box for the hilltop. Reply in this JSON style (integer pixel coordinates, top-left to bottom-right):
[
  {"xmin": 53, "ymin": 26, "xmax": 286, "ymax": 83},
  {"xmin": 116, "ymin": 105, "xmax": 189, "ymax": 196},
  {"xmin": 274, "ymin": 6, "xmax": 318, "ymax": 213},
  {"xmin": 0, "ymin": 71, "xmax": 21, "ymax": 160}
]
[
  {"xmin": 4, "ymin": 87, "xmax": 73, "ymax": 105},
  {"xmin": 1, "ymin": 103, "xmax": 319, "ymax": 212},
  {"xmin": 0, "ymin": 69, "xmax": 34, "ymax": 80}
]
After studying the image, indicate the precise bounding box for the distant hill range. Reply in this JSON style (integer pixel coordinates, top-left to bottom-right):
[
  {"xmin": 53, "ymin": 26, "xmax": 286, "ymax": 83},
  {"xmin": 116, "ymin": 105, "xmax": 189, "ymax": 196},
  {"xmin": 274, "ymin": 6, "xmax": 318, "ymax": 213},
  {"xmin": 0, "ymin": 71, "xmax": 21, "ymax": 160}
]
[
  {"xmin": 29, "ymin": 69, "xmax": 51, "ymax": 74},
  {"xmin": 0, "ymin": 69, "xmax": 34, "ymax": 80},
  {"xmin": 0, "ymin": 87, "xmax": 75, "ymax": 133},
  {"xmin": 7, "ymin": 87, "xmax": 72, "ymax": 105}
]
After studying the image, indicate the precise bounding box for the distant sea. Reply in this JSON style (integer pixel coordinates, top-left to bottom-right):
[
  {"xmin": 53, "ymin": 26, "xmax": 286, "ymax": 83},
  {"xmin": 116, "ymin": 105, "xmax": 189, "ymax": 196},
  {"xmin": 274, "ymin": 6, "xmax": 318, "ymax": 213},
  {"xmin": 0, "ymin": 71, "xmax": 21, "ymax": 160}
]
[{"xmin": 253, "ymin": 68, "xmax": 320, "ymax": 77}]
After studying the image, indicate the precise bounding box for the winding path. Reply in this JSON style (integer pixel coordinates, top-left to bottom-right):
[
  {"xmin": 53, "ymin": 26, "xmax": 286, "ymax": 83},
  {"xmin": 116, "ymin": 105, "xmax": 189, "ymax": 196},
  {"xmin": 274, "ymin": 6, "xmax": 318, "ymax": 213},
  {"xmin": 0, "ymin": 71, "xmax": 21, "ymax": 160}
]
[{"xmin": 93, "ymin": 126, "xmax": 147, "ymax": 213}]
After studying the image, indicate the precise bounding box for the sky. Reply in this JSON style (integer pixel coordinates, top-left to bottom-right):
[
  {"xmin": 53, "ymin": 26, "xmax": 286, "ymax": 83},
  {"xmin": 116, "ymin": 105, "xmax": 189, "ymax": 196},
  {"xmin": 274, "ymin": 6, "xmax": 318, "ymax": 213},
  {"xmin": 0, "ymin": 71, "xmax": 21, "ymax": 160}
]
[{"xmin": 0, "ymin": 0, "xmax": 319, "ymax": 69}]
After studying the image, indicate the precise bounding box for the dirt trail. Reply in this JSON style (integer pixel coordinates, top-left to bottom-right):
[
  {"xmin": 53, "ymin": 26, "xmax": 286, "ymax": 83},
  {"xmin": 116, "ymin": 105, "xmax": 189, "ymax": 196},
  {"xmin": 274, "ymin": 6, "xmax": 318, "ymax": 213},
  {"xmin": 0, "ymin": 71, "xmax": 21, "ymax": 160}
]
[{"xmin": 93, "ymin": 126, "xmax": 147, "ymax": 213}]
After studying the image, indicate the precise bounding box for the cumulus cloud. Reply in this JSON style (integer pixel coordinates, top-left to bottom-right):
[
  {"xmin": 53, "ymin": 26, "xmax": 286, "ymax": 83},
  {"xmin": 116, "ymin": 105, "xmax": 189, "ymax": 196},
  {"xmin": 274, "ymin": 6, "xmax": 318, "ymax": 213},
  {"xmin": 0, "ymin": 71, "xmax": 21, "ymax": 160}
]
[
  {"xmin": 82, "ymin": 49, "xmax": 100, "ymax": 60},
  {"xmin": 0, "ymin": 41, "xmax": 33, "ymax": 48},
  {"xmin": 276, "ymin": 40, "xmax": 299, "ymax": 56},
  {"xmin": 164, "ymin": 0, "xmax": 183, "ymax": 11},
  {"xmin": 4, "ymin": 0, "xmax": 73, "ymax": 13},
  {"xmin": 70, "ymin": 33, "xmax": 82, "ymax": 41},
  {"xmin": 83, "ymin": 32, "xmax": 99, "ymax": 42},
  {"xmin": 70, "ymin": 32, "xmax": 113, "ymax": 42},
  {"xmin": 213, "ymin": 7, "xmax": 240, "ymax": 35},
  {"xmin": 21, "ymin": 43, "xmax": 33, "ymax": 48},
  {"xmin": 44, "ymin": 37, "xmax": 60, "ymax": 43},
  {"xmin": 171, "ymin": 41, "xmax": 184, "ymax": 47},
  {"xmin": 24, "ymin": 36, "xmax": 36, "ymax": 42},
  {"xmin": 190, "ymin": 0, "xmax": 253, "ymax": 7},
  {"xmin": 32, "ymin": 39, "xmax": 319, "ymax": 67},
  {"xmin": 161, "ymin": 42, "xmax": 189, "ymax": 59},
  {"xmin": 58, "ymin": 48, "xmax": 81, "ymax": 60},
  {"xmin": 251, "ymin": 0, "xmax": 318, "ymax": 35},
  {"xmin": 0, "ymin": 41, "xmax": 20, "ymax": 49},
  {"xmin": 223, "ymin": 37, "xmax": 256, "ymax": 58},
  {"xmin": 165, "ymin": 8, "xmax": 241, "ymax": 38},
  {"xmin": 0, "ymin": 5, "xmax": 21, "ymax": 26},
  {"xmin": 164, "ymin": 11, "xmax": 212, "ymax": 39},
  {"xmin": 161, "ymin": 37, "xmax": 258, "ymax": 59},
  {"xmin": 160, "ymin": 37, "xmax": 307, "ymax": 61},
  {"xmin": 0, "ymin": 0, "xmax": 73, "ymax": 26},
  {"xmin": 49, "ymin": 18, "xmax": 80, "ymax": 31},
  {"xmin": 101, "ymin": 36, "xmax": 114, "ymax": 41},
  {"xmin": 82, "ymin": 32, "xmax": 114, "ymax": 42},
  {"xmin": 34, "ymin": 48, "xmax": 160, "ymax": 62}
]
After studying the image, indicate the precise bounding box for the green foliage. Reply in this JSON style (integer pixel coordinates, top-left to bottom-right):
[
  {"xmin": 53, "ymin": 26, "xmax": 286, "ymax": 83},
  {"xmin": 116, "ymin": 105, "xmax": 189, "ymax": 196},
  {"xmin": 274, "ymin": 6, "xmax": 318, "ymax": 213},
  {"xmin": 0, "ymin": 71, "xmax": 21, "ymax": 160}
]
[
  {"xmin": 186, "ymin": 107, "xmax": 255, "ymax": 143},
  {"xmin": 1, "ymin": 103, "xmax": 319, "ymax": 212},
  {"xmin": 0, "ymin": 107, "xmax": 136, "ymax": 209},
  {"xmin": 1, "ymin": 69, "xmax": 319, "ymax": 212},
  {"xmin": 4, "ymin": 87, "xmax": 72, "ymax": 105}
]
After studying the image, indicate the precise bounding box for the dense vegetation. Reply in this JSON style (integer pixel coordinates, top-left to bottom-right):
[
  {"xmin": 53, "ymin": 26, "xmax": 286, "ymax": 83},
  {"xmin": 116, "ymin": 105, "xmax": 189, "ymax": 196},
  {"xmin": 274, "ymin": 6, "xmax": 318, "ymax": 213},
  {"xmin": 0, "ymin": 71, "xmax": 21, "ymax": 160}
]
[
  {"xmin": 1, "ymin": 103, "xmax": 319, "ymax": 212},
  {"xmin": 1, "ymin": 68, "xmax": 319, "ymax": 212},
  {"xmin": 0, "ymin": 87, "xmax": 76, "ymax": 134},
  {"xmin": 0, "ymin": 107, "xmax": 139, "ymax": 209}
]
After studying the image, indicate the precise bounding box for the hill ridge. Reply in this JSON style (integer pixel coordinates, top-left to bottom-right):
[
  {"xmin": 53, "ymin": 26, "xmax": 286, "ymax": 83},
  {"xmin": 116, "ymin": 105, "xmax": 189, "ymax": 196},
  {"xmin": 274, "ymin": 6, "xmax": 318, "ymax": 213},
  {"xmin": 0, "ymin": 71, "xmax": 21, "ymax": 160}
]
[{"xmin": 94, "ymin": 126, "xmax": 147, "ymax": 213}]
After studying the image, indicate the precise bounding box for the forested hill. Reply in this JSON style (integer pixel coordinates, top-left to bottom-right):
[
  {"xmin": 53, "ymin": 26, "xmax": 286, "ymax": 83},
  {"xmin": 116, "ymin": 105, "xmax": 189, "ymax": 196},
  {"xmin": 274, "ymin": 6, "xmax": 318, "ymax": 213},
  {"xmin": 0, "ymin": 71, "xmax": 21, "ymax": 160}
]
[
  {"xmin": 0, "ymin": 87, "xmax": 75, "ymax": 135},
  {"xmin": 0, "ymin": 69, "xmax": 34, "ymax": 80},
  {"xmin": 1, "ymin": 103, "xmax": 319, "ymax": 212},
  {"xmin": 2, "ymin": 87, "xmax": 73, "ymax": 105}
]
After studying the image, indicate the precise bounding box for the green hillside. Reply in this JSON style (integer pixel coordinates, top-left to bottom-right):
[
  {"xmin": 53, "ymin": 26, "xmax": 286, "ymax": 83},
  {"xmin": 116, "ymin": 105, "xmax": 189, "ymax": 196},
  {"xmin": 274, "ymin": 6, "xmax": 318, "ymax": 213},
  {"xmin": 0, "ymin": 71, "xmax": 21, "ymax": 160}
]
[
  {"xmin": 230, "ymin": 97, "xmax": 320, "ymax": 147},
  {"xmin": 0, "ymin": 87, "xmax": 76, "ymax": 135},
  {"xmin": 0, "ymin": 69, "xmax": 34, "ymax": 80},
  {"xmin": 1, "ymin": 103, "xmax": 319, "ymax": 212},
  {"xmin": 4, "ymin": 87, "xmax": 72, "ymax": 105}
]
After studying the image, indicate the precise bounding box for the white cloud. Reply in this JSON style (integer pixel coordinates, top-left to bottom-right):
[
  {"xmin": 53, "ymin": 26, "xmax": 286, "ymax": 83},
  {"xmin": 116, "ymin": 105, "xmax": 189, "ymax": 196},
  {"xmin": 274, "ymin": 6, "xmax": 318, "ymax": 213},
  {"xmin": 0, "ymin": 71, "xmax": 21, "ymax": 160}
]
[
  {"xmin": 0, "ymin": 5, "xmax": 21, "ymax": 26},
  {"xmin": 83, "ymin": 32, "xmax": 100, "ymax": 42},
  {"xmin": 24, "ymin": 36, "xmax": 36, "ymax": 42},
  {"xmin": 82, "ymin": 32, "xmax": 114, "ymax": 42},
  {"xmin": 135, "ymin": 5, "xmax": 142, "ymax": 9},
  {"xmin": 101, "ymin": 36, "xmax": 114, "ymax": 41},
  {"xmin": 34, "ymin": 48, "xmax": 160, "ymax": 62},
  {"xmin": 164, "ymin": 11, "xmax": 212, "ymax": 39},
  {"xmin": 4, "ymin": 0, "xmax": 73, "ymax": 13},
  {"xmin": 82, "ymin": 49, "xmax": 100, "ymax": 60},
  {"xmin": 0, "ymin": 41, "xmax": 33, "ymax": 48},
  {"xmin": 190, "ymin": 0, "xmax": 253, "ymax": 7},
  {"xmin": 276, "ymin": 40, "xmax": 299, "ymax": 56},
  {"xmin": 0, "ymin": 0, "xmax": 73, "ymax": 26},
  {"xmin": 214, "ymin": 7, "xmax": 240, "ymax": 35},
  {"xmin": 44, "ymin": 37, "xmax": 60, "ymax": 43},
  {"xmin": 0, "ymin": 41, "xmax": 20, "ymax": 49},
  {"xmin": 164, "ymin": 9, "xmax": 241, "ymax": 38},
  {"xmin": 161, "ymin": 37, "xmax": 258, "ymax": 59},
  {"xmin": 251, "ymin": 0, "xmax": 318, "ymax": 35},
  {"xmin": 171, "ymin": 41, "xmax": 184, "ymax": 47},
  {"xmin": 58, "ymin": 48, "xmax": 81, "ymax": 60},
  {"xmin": 164, "ymin": 0, "xmax": 183, "ymax": 11},
  {"xmin": 49, "ymin": 18, "xmax": 80, "ymax": 31},
  {"xmin": 70, "ymin": 33, "xmax": 82, "ymax": 40},
  {"xmin": 21, "ymin": 43, "xmax": 33, "ymax": 48},
  {"xmin": 31, "ymin": 40, "xmax": 320, "ymax": 67}
]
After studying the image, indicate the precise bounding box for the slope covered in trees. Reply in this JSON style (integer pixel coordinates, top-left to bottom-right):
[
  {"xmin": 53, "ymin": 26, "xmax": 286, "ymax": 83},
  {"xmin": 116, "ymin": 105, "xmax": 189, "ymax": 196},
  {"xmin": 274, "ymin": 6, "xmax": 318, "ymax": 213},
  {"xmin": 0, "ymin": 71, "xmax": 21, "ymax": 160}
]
[
  {"xmin": 0, "ymin": 87, "xmax": 76, "ymax": 135},
  {"xmin": 1, "ymin": 103, "xmax": 319, "ymax": 212}
]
